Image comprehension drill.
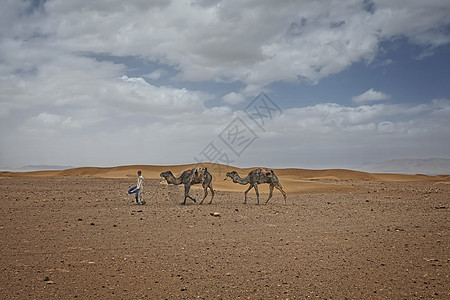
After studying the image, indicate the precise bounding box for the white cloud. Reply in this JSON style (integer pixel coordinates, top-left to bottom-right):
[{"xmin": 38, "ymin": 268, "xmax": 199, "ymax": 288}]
[
  {"xmin": 34, "ymin": 112, "xmax": 73, "ymax": 127},
  {"xmin": 352, "ymin": 88, "xmax": 391, "ymax": 104},
  {"xmin": 239, "ymin": 99, "xmax": 450, "ymax": 168},
  {"xmin": 271, "ymin": 100, "xmax": 450, "ymax": 135},
  {"xmin": 0, "ymin": 51, "xmax": 210, "ymax": 118},
  {"xmin": 222, "ymin": 92, "xmax": 245, "ymax": 105},
  {"xmin": 370, "ymin": 0, "xmax": 450, "ymax": 47},
  {"xmin": 118, "ymin": 75, "xmax": 210, "ymax": 117},
  {"xmin": 21, "ymin": 108, "xmax": 109, "ymax": 135}
]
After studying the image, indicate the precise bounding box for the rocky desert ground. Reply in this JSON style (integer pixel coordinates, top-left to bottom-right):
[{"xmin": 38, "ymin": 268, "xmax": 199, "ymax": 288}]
[{"xmin": 0, "ymin": 165, "xmax": 449, "ymax": 299}]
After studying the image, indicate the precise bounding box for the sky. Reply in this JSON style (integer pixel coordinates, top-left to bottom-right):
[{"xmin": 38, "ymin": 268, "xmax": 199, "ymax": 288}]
[{"xmin": 1, "ymin": 0, "xmax": 450, "ymax": 170}]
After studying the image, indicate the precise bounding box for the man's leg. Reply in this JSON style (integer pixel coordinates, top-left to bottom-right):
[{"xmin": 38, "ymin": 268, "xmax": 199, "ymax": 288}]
[
  {"xmin": 128, "ymin": 186, "xmax": 139, "ymax": 203},
  {"xmin": 138, "ymin": 190, "xmax": 144, "ymax": 204},
  {"xmin": 135, "ymin": 189, "xmax": 139, "ymax": 203}
]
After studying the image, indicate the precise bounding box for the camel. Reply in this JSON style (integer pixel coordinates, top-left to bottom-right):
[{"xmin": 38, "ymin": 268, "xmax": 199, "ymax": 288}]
[
  {"xmin": 225, "ymin": 168, "xmax": 287, "ymax": 205},
  {"xmin": 160, "ymin": 167, "xmax": 215, "ymax": 205}
]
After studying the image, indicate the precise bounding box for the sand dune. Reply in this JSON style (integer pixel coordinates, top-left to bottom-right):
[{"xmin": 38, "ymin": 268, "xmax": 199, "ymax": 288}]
[{"xmin": 1, "ymin": 163, "xmax": 448, "ymax": 194}]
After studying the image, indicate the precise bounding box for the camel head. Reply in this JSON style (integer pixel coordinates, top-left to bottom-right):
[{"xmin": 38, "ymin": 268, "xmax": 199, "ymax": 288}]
[
  {"xmin": 225, "ymin": 171, "xmax": 239, "ymax": 182},
  {"xmin": 160, "ymin": 171, "xmax": 183, "ymax": 185},
  {"xmin": 160, "ymin": 171, "xmax": 173, "ymax": 180}
]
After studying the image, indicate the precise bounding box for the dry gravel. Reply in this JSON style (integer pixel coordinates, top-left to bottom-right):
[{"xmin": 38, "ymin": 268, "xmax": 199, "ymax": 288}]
[{"xmin": 1, "ymin": 177, "xmax": 449, "ymax": 299}]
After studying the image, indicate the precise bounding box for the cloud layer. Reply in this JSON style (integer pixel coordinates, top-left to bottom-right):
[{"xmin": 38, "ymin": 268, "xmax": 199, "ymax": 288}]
[
  {"xmin": 1, "ymin": 0, "xmax": 450, "ymax": 168},
  {"xmin": 3, "ymin": 1, "xmax": 450, "ymax": 97}
]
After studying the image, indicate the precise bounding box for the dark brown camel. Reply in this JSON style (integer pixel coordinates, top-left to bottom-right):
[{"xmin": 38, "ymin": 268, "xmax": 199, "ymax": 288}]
[
  {"xmin": 225, "ymin": 168, "xmax": 287, "ymax": 204},
  {"xmin": 160, "ymin": 167, "xmax": 214, "ymax": 205}
]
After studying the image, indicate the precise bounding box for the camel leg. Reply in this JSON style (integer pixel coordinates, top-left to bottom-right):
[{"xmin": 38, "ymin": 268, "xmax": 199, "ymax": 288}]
[
  {"xmin": 183, "ymin": 184, "xmax": 196, "ymax": 205},
  {"xmin": 265, "ymin": 184, "xmax": 275, "ymax": 204},
  {"xmin": 199, "ymin": 182, "xmax": 208, "ymax": 204},
  {"xmin": 254, "ymin": 184, "xmax": 260, "ymax": 205},
  {"xmin": 208, "ymin": 183, "xmax": 215, "ymax": 204},
  {"xmin": 182, "ymin": 184, "xmax": 188, "ymax": 205},
  {"xmin": 276, "ymin": 183, "xmax": 287, "ymax": 204},
  {"xmin": 244, "ymin": 184, "xmax": 253, "ymax": 204}
]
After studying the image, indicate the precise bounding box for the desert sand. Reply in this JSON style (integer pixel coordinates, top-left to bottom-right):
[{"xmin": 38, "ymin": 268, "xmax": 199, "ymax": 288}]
[{"xmin": 0, "ymin": 164, "xmax": 449, "ymax": 299}]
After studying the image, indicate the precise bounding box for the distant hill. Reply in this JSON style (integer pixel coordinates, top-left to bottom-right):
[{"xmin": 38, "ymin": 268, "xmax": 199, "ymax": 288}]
[
  {"xmin": 358, "ymin": 158, "xmax": 450, "ymax": 175},
  {"xmin": 1, "ymin": 163, "xmax": 448, "ymax": 184},
  {"xmin": 0, "ymin": 165, "xmax": 74, "ymax": 172}
]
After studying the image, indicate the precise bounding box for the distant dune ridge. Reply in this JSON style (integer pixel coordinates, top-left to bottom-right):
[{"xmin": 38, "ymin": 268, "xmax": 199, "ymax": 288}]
[
  {"xmin": 1, "ymin": 163, "xmax": 449, "ymax": 194},
  {"xmin": 0, "ymin": 165, "xmax": 74, "ymax": 172},
  {"xmin": 358, "ymin": 158, "xmax": 450, "ymax": 175}
]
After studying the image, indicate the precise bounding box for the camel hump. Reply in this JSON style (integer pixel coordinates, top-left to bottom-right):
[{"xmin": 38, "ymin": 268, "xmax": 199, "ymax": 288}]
[
  {"xmin": 189, "ymin": 167, "xmax": 207, "ymax": 180},
  {"xmin": 193, "ymin": 167, "xmax": 206, "ymax": 174},
  {"xmin": 257, "ymin": 168, "xmax": 273, "ymax": 176}
]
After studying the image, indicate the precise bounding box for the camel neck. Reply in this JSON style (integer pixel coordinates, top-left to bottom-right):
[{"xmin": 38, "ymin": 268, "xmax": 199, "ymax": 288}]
[
  {"xmin": 234, "ymin": 174, "xmax": 249, "ymax": 185},
  {"xmin": 166, "ymin": 174, "xmax": 182, "ymax": 185}
]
